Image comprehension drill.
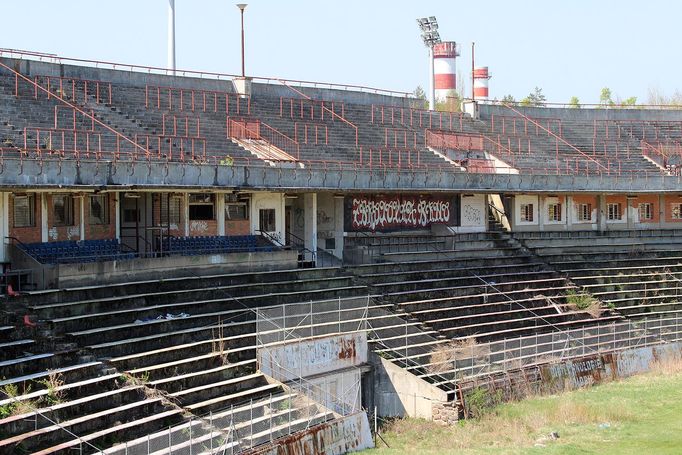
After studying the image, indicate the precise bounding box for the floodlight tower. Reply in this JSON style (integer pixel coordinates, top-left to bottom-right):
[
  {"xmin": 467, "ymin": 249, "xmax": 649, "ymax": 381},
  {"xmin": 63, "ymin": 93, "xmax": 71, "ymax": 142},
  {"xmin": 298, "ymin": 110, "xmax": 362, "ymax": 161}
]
[
  {"xmin": 417, "ymin": 16, "xmax": 440, "ymax": 111},
  {"xmin": 168, "ymin": 0, "xmax": 176, "ymax": 74}
]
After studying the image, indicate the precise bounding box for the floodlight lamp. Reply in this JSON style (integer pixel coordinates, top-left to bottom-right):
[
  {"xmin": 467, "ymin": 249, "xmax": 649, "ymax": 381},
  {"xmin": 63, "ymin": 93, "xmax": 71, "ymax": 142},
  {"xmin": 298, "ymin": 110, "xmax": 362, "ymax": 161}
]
[
  {"xmin": 236, "ymin": 3, "xmax": 247, "ymax": 11},
  {"xmin": 429, "ymin": 16, "xmax": 437, "ymax": 23}
]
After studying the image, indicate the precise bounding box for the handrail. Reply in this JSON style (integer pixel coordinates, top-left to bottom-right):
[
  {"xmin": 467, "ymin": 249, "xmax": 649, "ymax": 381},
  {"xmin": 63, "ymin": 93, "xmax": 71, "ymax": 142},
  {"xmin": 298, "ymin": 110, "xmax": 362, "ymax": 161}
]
[
  {"xmin": 501, "ymin": 102, "xmax": 609, "ymax": 172},
  {"xmin": 277, "ymin": 79, "xmax": 359, "ymax": 147},
  {"xmin": 0, "ymin": 48, "xmax": 412, "ymax": 98},
  {"xmin": 227, "ymin": 118, "xmax": 299, "ymax": 160},
  {"xmin": 0, "ymin": 61, "xmax": 151, "ymax": 161}
]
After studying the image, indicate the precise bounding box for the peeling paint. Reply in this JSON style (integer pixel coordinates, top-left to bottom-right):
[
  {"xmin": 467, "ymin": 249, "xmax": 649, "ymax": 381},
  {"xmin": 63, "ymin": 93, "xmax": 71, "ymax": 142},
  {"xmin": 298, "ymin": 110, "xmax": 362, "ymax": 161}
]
[{"xmin": 244, "ymin": 412, "xmax": 373, "ymax": 455}]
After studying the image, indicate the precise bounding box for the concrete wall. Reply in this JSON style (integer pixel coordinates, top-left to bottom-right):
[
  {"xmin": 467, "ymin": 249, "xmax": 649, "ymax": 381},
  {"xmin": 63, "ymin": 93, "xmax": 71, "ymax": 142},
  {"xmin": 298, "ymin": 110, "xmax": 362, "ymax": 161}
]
[
  {"xmin": 1, "ymin": 56, "xmax": 410, "ymax": 107},
  {"xmin": 480, "ymin": 103, "xmax": 682, "ymax": 122},
  {"xmin": 55, "ymin": 249, "xmax": 298, "ymax": 287},
  {"xmin": 459, "ymin": 194, "xmax": 487, "ymax": 232},
  {"xmin": 511, "ymin": 192, "xmax": 682, "ymax": 231},
  {"xmin": 250, "ymin": 192, "xmax": 285, "ymax": 243},
  {"xmin": 258, "ymin": 332, "xmax": 368, "ymax": 382},
  {"xmin": 369, "ymin": 353, "xmax": 448, "ymax": 420},
  {"xmin": 317, "ymin": 193, "xmax": 344, "ymax": 259},
  {"xmin": 540, "ymin": 341, "xmax": 682, "ymax": 392},
  {"xmin": 246, "ymin": 412, "xmax": 373, "ymax": 455}
]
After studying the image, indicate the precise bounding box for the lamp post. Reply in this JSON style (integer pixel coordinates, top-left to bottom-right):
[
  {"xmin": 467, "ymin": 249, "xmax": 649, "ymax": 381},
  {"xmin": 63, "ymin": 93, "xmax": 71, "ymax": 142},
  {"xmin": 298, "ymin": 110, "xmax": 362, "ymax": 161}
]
[
  {"xmin": 168, "ymin": 0, "xmax": 176, "ymax": 74},
  {"xmin": 417, "ymin": 16, "xmax": 440, "ymax": 111},
  {"xmin": 236, "ymin": 3, "xmax": 247, "ymax": 78}
]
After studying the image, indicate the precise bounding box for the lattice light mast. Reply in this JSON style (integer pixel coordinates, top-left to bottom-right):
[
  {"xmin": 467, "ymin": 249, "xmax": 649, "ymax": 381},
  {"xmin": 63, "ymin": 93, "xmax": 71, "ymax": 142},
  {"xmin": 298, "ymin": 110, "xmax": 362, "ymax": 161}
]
[{"xmin": 417, "ymin": 16, "xmax": 441, "ymax": 111}]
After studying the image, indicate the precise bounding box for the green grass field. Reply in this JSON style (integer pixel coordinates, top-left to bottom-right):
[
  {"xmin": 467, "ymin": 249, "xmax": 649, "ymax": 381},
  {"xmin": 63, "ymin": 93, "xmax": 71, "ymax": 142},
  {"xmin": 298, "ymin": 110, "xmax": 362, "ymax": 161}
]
[{"xmin": 363, "ymin": 361, "xmax": 682, "ymax": 455}]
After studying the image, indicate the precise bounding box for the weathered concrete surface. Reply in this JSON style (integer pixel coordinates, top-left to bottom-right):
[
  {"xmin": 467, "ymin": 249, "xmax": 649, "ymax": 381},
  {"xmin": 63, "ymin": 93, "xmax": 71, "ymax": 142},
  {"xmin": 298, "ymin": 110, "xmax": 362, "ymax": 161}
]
[
  {"xmin": 244, "ymin": 412, "xmax": 373, "ymax": 455},
  {"xmin": 2, "ymin": 159, "xmax": 681, "ymax": 193},
  {"xmin": 540, "ymin": 341, "xmax": 682, "ymax": 391},
  {"xmin": 369, "ymin": 353, "xmax": 448, "ymax": 420},
  {"xmin": 258, "ymin": 332, "xmax": 367, "ymax": 382},
  {"xmin": 55, "ymin": 249, "xmax": 298, "ymax": 288}
]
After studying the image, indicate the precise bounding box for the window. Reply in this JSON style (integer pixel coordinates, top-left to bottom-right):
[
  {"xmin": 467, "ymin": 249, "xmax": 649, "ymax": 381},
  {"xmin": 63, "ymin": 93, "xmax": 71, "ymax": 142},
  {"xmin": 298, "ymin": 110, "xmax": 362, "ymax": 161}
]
[
  {"xmin": 639, "ymin": 203, "xmax": 653, "ymax": 221},
  {"xmin": 53, "ymin": 194, "xmax": 74, "ymax": 226},
  {"xmin": 577, "ymin": 203, "xmax": 592, "ymax": 222},
  {"xmin": 160, "ymin": 196, "xmax": 182, "ymax": 225},
  {"xmin": 547, "ymin": 203, "xmax": 562, "ymax": 222},
  {"xmin": 189, "ymin": 193, "xmax": 214, "ymax": 220},
  {"xmin": 89, "ymin": 194, "xmax": 109, "ymax": 225},
  {"xmin": 226, "ymin": 203, "xmax": 248, "ymax": 220},
  {"xmin": 672, "ymin": 203, "xmax": 682, "ymax": 220},
  {"xmin": 520, "ymin": 203, "xmax": 534, "ymax": 222},
  {"xmin": 607, "ymin": 203, "xmax": 622, "ymax": 220},
  {"xmin": 259, "ymin": 208, "xmax": 276, "ymax": 232},
  {"xmin": 225, "ymin": 194, "xmax": 249, "ymax": 221},
  {"xmin": 13, "ymin": 194, "xmax": 35, "ymax": 228}
]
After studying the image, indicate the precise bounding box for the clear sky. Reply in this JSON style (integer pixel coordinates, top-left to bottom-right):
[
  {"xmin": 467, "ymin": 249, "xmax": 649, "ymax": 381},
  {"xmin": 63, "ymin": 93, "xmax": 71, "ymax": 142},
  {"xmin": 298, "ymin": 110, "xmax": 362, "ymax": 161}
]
[{"xmin": 1, "ymin": 0, "xmax": 678, "ymax": 103}]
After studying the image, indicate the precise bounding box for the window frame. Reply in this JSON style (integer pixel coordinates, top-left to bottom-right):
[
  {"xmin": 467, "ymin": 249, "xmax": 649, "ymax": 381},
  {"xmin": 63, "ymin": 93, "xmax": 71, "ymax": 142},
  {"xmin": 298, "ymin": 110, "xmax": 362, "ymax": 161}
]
[
  {"xmin": 607, "ymin": 202, "xmax": 622, "ymax": 221},
  {"xmin": 672, "ymin": 203, "xmax": 682, "ymax": 220},
  {"xmin": 188, "ymin": 193, "xmax": 215, "ymax": 221},
  {"xmin": 520, "ymin": 203, "xmax": 534, "ymax": 222},
  {"xmin": 53, "ymin": 194, "xmax": 74, "ymax": 227},
  {"xmin": 259, "ymin": 208, "xmax": 276, "ymax": 232},
  {"xmin": 577, "ymin": 203, "xmax": 592, "ymax": 222},
  {"xmin": 639, "ymin": 202, "xmax": 654, "ymax": 222},
  {"xmin": 89, "ymin": 194, "xmax": 110, "ymax": 225},
  {"xmin": 547, "ymin": 203, "xmax": 562, "ymax": 222},
  {"xmin": 13, "ymin": 194, "xmax": 35, "ymax": 228}
]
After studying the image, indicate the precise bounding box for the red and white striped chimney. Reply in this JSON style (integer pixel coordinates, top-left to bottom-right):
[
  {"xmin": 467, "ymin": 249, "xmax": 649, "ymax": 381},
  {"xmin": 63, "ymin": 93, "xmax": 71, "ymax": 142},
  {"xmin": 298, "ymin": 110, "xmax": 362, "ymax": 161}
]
[
  {"xmin": 473, "ymin": 67, "xmax": 491, "ymax": 100},
  {"xmin": 433, "ymin": 42, "xmax": 459, "ymax": 101}
]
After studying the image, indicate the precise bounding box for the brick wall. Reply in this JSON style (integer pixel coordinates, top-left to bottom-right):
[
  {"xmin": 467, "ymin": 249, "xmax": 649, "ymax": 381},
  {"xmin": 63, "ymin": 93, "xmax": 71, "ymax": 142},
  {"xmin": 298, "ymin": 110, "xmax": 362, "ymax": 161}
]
[
  {"xmin": 226, "ymin": 219, "xmax": 250, "ymax": 235},
  {"xmin": 152, "ymin": 193, "xmax": 185, "ymax": 237},
  {"xmin": 85, "ymin": 194, "xmax": 116, "ymax": 240},
  {"xmin": 45, "ymin": 194, "xmax": 81, "ymax": 242},
  {"xmin": 9, "ymin": 193, "xmax": 42, "ymax": 244}
]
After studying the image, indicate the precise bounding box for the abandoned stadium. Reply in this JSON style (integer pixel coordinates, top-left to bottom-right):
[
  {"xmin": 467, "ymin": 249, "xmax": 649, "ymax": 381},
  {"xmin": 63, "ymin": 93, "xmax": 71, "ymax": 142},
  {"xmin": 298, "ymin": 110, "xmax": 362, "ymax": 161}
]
[{"xmin": 1, "ymin": 48, "xmax": 682, "ymax": 454}]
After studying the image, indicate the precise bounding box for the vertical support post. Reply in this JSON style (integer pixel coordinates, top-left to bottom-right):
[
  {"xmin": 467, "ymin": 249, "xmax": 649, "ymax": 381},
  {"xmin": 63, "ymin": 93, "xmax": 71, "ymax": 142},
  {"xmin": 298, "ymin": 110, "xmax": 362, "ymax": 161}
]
[{"xmin": 168, "ymin": 0, "xmax": 176, "ymax": 74}]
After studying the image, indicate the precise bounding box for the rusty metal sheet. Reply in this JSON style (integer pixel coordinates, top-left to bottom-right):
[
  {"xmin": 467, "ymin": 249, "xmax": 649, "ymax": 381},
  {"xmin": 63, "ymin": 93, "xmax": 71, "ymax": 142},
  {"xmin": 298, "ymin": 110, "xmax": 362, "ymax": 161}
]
[{"xmin": 244, "ymin": 412, "xmax": 373, "ymax": 455}]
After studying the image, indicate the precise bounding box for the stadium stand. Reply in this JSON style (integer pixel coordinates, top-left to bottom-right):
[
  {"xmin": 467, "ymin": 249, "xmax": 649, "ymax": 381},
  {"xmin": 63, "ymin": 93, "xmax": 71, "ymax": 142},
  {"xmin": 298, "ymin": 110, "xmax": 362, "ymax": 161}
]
[{"xmin": 2, "ymin": 48, "xmax": 682, "ymax": 452}]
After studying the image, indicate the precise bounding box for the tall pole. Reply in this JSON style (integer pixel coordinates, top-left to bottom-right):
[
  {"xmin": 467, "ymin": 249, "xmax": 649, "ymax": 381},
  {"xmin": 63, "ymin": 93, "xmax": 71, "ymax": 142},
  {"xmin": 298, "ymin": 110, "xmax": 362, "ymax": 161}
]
[
  {"xmin": 429, "ymin": 47, "xmax": 435, "ymax": 111},
  {"xmin": 237, "ymin": 4, "xmax": 247, "ymax": 78},
  {"xmin": 471, "ymin": 42, "xmax": 475, "ymax": 100},
  {"xmin": 168, "ymin": 0, "xmax": 176, "ymax": 74}
]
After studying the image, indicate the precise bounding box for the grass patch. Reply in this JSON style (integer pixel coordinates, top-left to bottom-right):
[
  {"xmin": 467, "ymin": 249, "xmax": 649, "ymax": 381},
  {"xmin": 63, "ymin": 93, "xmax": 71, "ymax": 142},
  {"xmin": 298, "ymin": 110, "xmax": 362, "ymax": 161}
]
[
  {"xmin": 365, "ymin": 363, "xmax": 682, "ymax": 454},
  {"xmin": 565, "ymin": 289, "xmax": 603, "ymax": 318}
]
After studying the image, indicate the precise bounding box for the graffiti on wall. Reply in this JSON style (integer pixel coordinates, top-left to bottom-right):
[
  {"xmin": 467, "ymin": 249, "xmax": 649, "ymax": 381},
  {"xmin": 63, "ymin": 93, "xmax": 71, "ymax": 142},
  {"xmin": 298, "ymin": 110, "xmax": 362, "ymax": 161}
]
[
  {"xmin": 345, "ymin": 195, "xmax": 454, "ymax": 231},
  {"xmin": 462, "ymin": 203, "xmax": 483, "ymax": 225}
]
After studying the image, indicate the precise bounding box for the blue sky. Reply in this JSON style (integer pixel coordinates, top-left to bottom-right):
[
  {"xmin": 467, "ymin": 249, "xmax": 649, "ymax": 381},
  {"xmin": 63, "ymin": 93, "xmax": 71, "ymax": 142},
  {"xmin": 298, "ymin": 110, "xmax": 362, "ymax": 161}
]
[{"xmin": 1, "ymin": 0, "xmax": 677, "ymax": 103}]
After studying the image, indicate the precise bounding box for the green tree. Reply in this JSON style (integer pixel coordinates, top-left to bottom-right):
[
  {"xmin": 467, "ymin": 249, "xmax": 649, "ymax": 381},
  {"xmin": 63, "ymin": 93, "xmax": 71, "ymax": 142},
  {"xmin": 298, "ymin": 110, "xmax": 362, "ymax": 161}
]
[
  {"xmin": 520, "ymin": 87, "xmax": 546, "ymax": 107},
  {"xmin": 501, "ymin": 94, "xmax": 516, "ymax": 104},
  {"xmin": 569, "ymin": 96, "xmax": 581, "ymax": 108},
  {"xmin": 412, "ymin": 86, "xmax": 428, "ymax": 109},
  {"xmin": 436, "ymin": 90, "xmax": 462, "ymax": 112},
  {"xmin": 621, "ymin": 96, "xmax": 637, "ymax": 107},
  {"xmin": 599, "ymin": 87, "xmax": 614, "ymax": 107}
]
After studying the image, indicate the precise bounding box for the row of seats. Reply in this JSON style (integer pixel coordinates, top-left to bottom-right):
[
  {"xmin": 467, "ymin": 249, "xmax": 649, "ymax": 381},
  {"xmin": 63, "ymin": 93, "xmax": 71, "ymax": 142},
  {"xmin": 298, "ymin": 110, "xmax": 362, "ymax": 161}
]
[
  {"xmin": 20, "ymin": 239, "xmax": 135, "ymax": 264},
  {"xmin": 162, "ymin": 235, "xmax": 276, "ymax": 255}
]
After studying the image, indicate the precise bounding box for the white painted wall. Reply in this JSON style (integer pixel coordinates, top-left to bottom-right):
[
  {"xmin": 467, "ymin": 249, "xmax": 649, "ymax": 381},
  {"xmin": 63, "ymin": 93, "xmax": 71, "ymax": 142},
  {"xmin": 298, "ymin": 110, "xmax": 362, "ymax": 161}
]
[
  {"xmin": 317, "ymin": 193, "xmax": 344, "ymax": 259},
  {"xmin": 513, "ymin": 195, "xmax": 539, "ymax": 228},
  {"xmin": 459, "ymin": 194, "xmax": 486, "ymax": 232},
  {"xmin": 542, "ymin": 196, "xmax": 567, "ymax": 227},
  {"xmin": 250, "ymin": 192, "xmax": 285, "ymax": 243}
]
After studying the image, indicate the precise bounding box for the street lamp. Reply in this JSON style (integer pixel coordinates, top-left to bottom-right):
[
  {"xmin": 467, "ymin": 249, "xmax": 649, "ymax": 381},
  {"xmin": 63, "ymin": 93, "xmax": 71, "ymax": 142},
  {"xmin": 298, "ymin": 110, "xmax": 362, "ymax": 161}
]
[
  {"xmin": 236, "ymin": 3, "xmax": 247, "ymax": 78},
  {"xmin": 416, "ymin": 16, "xmax": 441, "ymax": 111}
]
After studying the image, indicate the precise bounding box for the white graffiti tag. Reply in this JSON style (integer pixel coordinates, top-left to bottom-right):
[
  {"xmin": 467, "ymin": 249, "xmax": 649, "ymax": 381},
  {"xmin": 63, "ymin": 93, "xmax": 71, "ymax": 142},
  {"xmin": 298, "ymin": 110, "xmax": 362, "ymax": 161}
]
[{"xmin": 351, "ymin": 197, "xmax": 450, "ymax": 230}]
